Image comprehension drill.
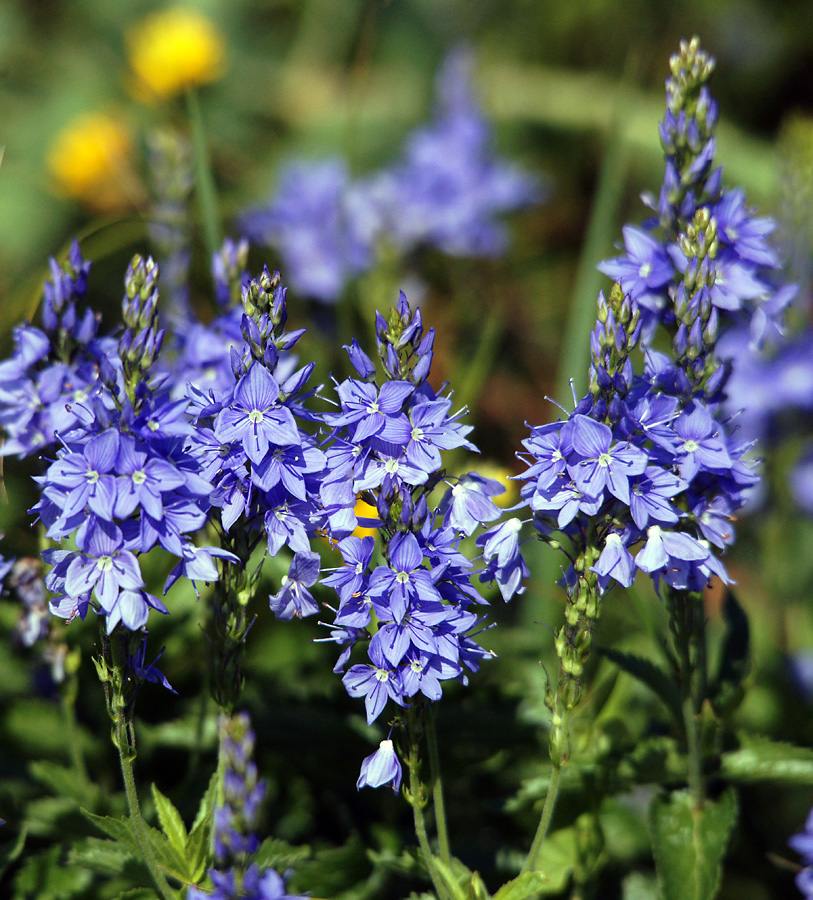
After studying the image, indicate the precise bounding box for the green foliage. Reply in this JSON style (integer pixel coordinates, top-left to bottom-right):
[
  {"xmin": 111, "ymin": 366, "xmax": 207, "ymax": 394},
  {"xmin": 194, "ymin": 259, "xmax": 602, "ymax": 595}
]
[
  {"xmin": 721, "ymin": 734, "xmax": 813, "ymax": 785},
  {"xmin": 648, "ymin": 788, "xmax": 738, "ymax": 900},
  {"xmin": 597, "ymin": 647, "xmax": 683, "ymax": 726}
]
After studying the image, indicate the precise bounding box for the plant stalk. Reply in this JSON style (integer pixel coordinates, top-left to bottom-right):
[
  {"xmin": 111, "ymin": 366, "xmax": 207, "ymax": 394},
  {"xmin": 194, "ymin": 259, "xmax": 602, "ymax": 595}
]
[
  {"xmin": 115, "ymin": 708, "xmax": 177, "ymax": 900},
  {"xmin": 425, "ymin": 707, "xmax": 451, "ymax": 868}
]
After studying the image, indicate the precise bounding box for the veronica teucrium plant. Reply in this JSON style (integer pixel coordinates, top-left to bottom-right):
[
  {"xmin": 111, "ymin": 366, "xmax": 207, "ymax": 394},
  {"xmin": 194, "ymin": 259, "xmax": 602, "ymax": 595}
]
[
  {"xmin": 3, "ymin": 32, "xmax": 812, "ymax": 900},
  {"xmin": 316, "ymin": 291, "xmax": 521, "ymax": 889}
]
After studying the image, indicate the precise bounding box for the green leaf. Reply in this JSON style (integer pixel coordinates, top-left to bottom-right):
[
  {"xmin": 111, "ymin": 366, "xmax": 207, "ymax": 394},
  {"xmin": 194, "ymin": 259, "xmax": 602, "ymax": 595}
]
[
  {"xmin": 112, "ymin": 891, "xmax": 160, "ymax": 900},
  {"xmin": 533, "ymin": 827, "xmax": 577, "ymax": 895},
  {"xmin": 68, "ymin": 837, "xmax": 137, "ymax": 874},
  {"xmin": 598, "ymin": 647, "xmax": 682, "ymax": 725},
  {"xmin": 254, "ymin": 836, "xmax": 312, "ymax": 870},
  {"xmin": 721, "ymin": 734, "xmax": 813, "ymax": 785},
  {"xmin": 492, "ymin": 871, "xmax": 551, "ymax": 900},
  {"xmin": 13, "ymin": 845, "xmax": 94, "ymax": 899},
  {"xmin": 29, "ymin": 760, "xmax": 98, "ymax": 807},
  {"xmin": 184, "ymin": 816, "xmax": 212, "ymax": 884},
  {"xmin": 151, "ymin": 783, "xmax": 188, "ymax": 857},
  {"xmin": 143, "ymin": 822, "xmax": 194, "ymax": 883},
  {"xmin": 622, "ymin": 872, "xmax": 660, "ymax": 900},
  {"xmin": 191, "ymin": 770, "xmax": 220, "ymax": 834},
  {"xmin": 648, "ymin": 787, "xmax": 738, "ymax": 900},
  {"xmin": 0, "ymin": 825, "xmax": 26, "ymax": 878},
  {"xmin": 431, "ymin": 855, "xmax": 472, "ymax": 900},
  {"xmin": 81, "ymin": 809, "xmax": 141, "ymax": 856}
]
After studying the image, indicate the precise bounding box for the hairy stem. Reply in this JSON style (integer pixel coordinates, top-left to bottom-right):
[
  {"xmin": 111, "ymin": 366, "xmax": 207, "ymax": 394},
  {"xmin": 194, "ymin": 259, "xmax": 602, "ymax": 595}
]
[
  {"xmin": 115, "ymin": 709, "xmax": 177, "ymax": 900},
  {"xmin": 425, "ymin": 708, "xmax": 451, "ymax": 868},
  {"xmin": 406, "ymin": 718, "xmax": 449, "ymax": 900}
]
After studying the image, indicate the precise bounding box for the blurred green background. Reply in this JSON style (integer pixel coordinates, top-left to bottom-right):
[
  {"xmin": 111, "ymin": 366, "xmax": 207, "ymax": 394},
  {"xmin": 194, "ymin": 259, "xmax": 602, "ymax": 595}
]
[{"xmin": 2, "ymin": 2, "xmax": 813, "ymax": 898}]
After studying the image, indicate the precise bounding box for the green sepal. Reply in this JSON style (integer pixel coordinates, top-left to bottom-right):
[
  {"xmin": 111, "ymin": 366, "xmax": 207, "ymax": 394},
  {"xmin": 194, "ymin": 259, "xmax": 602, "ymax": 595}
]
[
  {"xmin": 151, "ymin": 783, "xmax": 188, "ymax": 857},
  {"xmin": 721, "ymin": 733, "xmax": 813, "ymax": 784},
  {"xmin": 598, "ymin": 646, "xmax": 683, "ymax": 725},
  {"xmin": 648, "ymin": 787, "xmax": 737, "ymax": 900}
]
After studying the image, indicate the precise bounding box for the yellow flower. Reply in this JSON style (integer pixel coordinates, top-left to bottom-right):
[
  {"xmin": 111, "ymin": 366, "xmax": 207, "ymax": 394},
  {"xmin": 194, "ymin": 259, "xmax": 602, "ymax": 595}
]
[
  {"xmin": 47, "ymin": 112, "xmax": 134, "ymax": 211},
  {"xmin": 475, "ymin": 462, "xmax": 520, "ymax": 509},
  {"xmin": 127, "ymin": 7, "xmax": 225, "ymax": 101},
  {"xmin": 353, "ymin": 497, "xmax": 379, "ymax": 540}
]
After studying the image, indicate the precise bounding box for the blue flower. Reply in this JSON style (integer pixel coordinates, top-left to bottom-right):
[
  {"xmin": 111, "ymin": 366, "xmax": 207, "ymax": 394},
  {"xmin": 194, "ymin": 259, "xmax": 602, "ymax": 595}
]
[
  {"xmin": 342, "ymin": 641, "xmax": 406, "ymax": 724},
  {"xmin": 269, "ymin": 551, "xmax": 320, "ymax": 620},
  {"xmin": 790, "ymin": 809, "xmax": 813, "ymax": 900},
  {"xmin": 356, "ymin": 738, "xmax": 403, "ymax": 793},
  {"xmin": 214, "ymin": 363, "xmax": 300, "ymax": 464},
  {"xmin": 568, "ymin": 415, "xmax": 648, "ymax": 505}
]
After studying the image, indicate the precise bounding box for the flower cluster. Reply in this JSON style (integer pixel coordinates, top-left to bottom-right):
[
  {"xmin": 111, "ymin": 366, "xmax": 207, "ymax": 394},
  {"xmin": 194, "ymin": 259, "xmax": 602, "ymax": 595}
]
[
  {"xmin": 598, "ymin": 38, "xmax": 795, "ymax": 349},
  {"xmin": 790, "ymin": 809, "xmax": 813, "ymax": 900},
  {"xmin": 34, "ymin": 255, "xmax": 230, "ymax": 636},
  {"xmin": 187, "ymin": 264, "xmax": 326, "ymax": 607},
  {"xmin": 0, "ymin": 241, "xmax": 110, "ymax": 459},
  {"xmin": 241, "ymin": 47, "xmax": 540, "ymax": 303},
  {"xmin": 319, "ymin": 293, "xmax": 509, "ymax": 746},
  {"xmin": 188, "ymin": 712, "xmax": 307, "ymax": 900}
]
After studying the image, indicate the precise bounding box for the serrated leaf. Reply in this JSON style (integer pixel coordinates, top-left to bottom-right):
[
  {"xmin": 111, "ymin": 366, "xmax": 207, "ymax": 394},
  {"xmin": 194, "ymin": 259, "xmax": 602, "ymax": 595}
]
[
  {"xmin": 68, "ymin": 837, "xmax": 137, "ymax": 874},
  {"xmin": 191, "ymin": 770, "xmax": 220, "ymax": 834},
  {"xmin": 144, "ymin": 821, "xmax": 194, "ymax": 883},
  {"xmin": 254, "ymin": 836, "xmax": 312, "ymax": 870},
  {"xmin": 81, "ymin": 809, "xmax": 140, "ymax": 855},
  {"xmin": 431, "ymin": 855, "xmax": 471, "ymax": 900},
  {"xmin": 721, "ymin": 734, "xmax": 813, "ymax": 784},
  {"xmin": 151, "ymin": 783, "xmax": 188, "ymax": 857},
  {"xmin": 648, "ymin": 787, "xmax": 737, "ymax": 900},
  {"xmin": 598, "ymin": 647, "xmax": 683, "ymax": 725},
  {"xmin": 29, "ymin": 761, "xmax": 99, "ymax": 807},
  {"xmin": 185, "ymin": 815, "xmax": 212, "ymax": 884},
  {"xmin": 492, "ymin": 871, "xmax": 550, "ymax": 900}
]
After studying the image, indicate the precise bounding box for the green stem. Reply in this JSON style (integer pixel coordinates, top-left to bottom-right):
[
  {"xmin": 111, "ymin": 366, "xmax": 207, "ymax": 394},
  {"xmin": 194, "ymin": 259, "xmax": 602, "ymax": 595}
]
[
  {"xmin": 425, "ymin": 708, "xmax": 451, "ymax": 868},
  {"xmin": 115, "ymin": 710, "xmax": 177, "ymax": 900},
  {"xmin": 186, "ymin": 87, "xmax": 221, "ymax": 268},
  {"xmin": 522, "ymin": 705, "xmax": 572, "ymax": 873},
  {"xmin": 407, "ymin": 725, "xmax": 449, "ymax": 900},
  {"xmin": 669, "ymin": 589, "xmax": 706, "ymax": 807}
]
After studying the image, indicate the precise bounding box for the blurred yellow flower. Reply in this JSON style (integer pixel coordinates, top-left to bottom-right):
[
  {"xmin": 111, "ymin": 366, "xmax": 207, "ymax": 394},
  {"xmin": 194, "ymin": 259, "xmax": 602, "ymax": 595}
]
[
  {"xmin": 353, "ymin": 497, "xmax": 379, "ymax": 540},
  {"xmin": 127, "ymin": 7, "xmax": 225, "ymax": 100},
  {"xmin": 47, "ymin": 112, "xmax": 134, "ymax": 211},
  {"xmin": 476, "ymin": 462, "xmax": 520, "ymax": 508}
]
